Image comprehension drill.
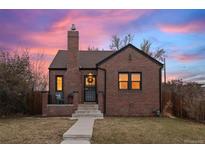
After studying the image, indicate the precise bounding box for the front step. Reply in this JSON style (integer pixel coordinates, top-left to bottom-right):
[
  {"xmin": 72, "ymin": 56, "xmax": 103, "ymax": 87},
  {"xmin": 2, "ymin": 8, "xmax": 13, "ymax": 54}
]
[
  {"xmin": 78, "ymin": 104, "xmax": 98, "ymax": 110},
  {"xmin": 72, "ymin": 113, "xmax": 103, "ymax": 117},
  {"xmin": 75, "ymin": 110, "xmax": 102, "ymax": 114},
  {"xmin": 71, "ymin": 104, "xmax": 103, "ymax": 119}
]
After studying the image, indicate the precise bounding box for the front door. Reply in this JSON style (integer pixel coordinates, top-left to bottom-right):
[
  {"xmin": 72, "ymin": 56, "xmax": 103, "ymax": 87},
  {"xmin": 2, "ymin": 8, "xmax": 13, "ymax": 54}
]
[{"xmin": 84, "ymin": 73, "xmax": 96, "ymax": 102}]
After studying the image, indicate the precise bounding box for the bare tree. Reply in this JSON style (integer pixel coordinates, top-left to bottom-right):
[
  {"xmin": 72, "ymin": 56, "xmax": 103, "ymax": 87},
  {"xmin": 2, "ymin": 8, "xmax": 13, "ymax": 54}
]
[
  {"xmin": 30, "ymin": 52, "xmax": 48, "ymax": 91},
  {"xmin": 140, "ymin": 39, "xmax": 152, "ymax": 56},
  {"xmin": 154, "ymin": 48, "xmax": 166, "ymax": 62},
  {"xmin": 140, "ymin": 39, "xmax": 165, "ymax": 61},
  {"xmin": 0, "ymin": 47, "xmax": 49, "ymax": 115},
  {"xmin": 88, "ymin": 46, "xmax": 99, "ymax": 51},
  {"xmin": 109, "ymin": 36, "xmax": 166, "ymax": 82},
  {"xmin": 109, "ymin": 34, "xmax": 134, "ymax": 51},
  {"xmin": 140, "ymin": 39, "xmax": 166, "ymax": 83}
]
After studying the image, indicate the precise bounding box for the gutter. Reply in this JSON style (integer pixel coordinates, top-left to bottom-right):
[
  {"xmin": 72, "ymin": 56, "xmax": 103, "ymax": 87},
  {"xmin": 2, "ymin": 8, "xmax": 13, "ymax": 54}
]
[{"xmin": 97, "ymin": 67, "xmax": 107, "ymax": 115}]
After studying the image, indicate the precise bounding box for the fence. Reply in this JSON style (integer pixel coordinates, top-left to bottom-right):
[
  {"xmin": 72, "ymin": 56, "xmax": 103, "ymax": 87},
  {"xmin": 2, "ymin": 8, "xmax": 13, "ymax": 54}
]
[
  {"xmin": 27, "ymin": 91, "xmax": 44, "ymax": 115},
  {"xmin": 162, "ymin": 90, "xmax": 205, "ymax": 122}
]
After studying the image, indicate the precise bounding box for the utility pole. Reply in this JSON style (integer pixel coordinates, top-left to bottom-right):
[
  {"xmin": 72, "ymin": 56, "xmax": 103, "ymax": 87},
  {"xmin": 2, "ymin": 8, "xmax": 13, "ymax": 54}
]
[{"xmin": 164, "ymin": 57, "xmax": 166, "ymax": 84}]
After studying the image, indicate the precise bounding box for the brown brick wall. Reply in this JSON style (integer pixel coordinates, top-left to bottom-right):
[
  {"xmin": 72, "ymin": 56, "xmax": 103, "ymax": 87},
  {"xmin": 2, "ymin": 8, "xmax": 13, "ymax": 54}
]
[
  {"xmin": 46, "ymin": 30, "xmax": 80, "ymax": 116},
  {"xmin": 46, "ymin": 105, "xmax": 75, "ymax": 116},
  {"xmin": 67, "ymin": 31, "xmax": 79, "ymax": 51},
  {"xmin": 48, "ymin": 30, "xmax": 161, "ymax": 117},
  {"xmin": 99, "ymin": 46, "xmax": 161, "ymax": 116},
  {"xmin": 64, "ymin": 30, "xmax": 81, "ymax": 104},
  {"xmin": 49, "ymin": 70, "xmax": 66, "ymax": 103},
  {"xmin": 42, "ymin": 87, "xmax": 78, "ymax": 116},
  {"xmin": 97, "ymin": 69, "xmax": 105, "ymax": 112}
]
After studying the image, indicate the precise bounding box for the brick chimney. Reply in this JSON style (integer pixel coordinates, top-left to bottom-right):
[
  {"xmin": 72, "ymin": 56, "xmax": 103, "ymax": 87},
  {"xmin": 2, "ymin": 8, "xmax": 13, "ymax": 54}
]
[
  {"xmin": 67, "ymin": 24, "xmax": 79, "ymax": 51},
  {"xmin": 64, "ymin": 24, "xmax": 81, "ymax": 104}
]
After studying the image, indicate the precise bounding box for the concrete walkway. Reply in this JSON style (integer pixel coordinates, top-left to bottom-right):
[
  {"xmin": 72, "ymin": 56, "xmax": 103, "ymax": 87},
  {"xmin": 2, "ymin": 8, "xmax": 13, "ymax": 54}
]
[{"xmin": 61, "ymin": 117, "xmax": 95, "ymax": 144}]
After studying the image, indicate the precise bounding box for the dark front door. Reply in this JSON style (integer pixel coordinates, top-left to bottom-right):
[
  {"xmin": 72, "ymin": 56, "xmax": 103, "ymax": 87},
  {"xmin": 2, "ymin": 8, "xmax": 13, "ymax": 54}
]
[{"xmin": 84, "ymin": 74, "xmax": 96, "ymax": 102}]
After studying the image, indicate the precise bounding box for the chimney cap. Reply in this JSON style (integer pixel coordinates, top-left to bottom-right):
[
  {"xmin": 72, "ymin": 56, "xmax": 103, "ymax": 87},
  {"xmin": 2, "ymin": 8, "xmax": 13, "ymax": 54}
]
[{"xmin": 71, "ymin": 24, "xmax": 76, "ymax": 31}]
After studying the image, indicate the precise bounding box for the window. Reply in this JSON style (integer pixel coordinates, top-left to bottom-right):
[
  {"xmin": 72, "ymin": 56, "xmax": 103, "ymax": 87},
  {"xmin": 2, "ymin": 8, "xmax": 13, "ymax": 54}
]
[
  {"xmin": 119, "ymin": 72, "xmax": 141, "ymax": 90},
  {"xmin": 56, "ymin": 76, "xmax": 63, "ymax": 91},
  {"xmin": 131, "ymin": 73, "xmax": 141, "ymax": 90},
  {"xmin": 119, "ymin": 73, "xmax": 128, "ymax": 89}
]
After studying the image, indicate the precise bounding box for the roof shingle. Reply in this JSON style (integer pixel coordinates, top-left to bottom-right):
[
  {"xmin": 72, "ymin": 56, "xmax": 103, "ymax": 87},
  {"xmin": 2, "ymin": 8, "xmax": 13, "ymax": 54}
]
[{"xmin": 49, "ymin": 50, "xmax": 114, "ymax": 69}]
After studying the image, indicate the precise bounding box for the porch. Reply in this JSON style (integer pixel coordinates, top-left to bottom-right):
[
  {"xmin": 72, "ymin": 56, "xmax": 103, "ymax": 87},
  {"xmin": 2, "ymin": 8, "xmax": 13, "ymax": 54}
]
[{"xmin": 41, "ymin": 91, "xmax": 104, "ymax": 117}]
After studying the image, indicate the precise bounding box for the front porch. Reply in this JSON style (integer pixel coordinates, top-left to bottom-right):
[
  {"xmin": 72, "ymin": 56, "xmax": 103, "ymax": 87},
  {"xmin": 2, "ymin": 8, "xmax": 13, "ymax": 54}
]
[{"xmin": 41, "ymin": 90, "xmax": 104, "ymax": 117}]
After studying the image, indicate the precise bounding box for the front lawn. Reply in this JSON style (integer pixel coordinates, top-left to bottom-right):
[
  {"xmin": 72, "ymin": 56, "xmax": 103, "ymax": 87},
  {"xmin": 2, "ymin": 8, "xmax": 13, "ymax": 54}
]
[
  {"xmin": 0, "ymin": 117, "xmax": 76, "ymax": 144},
  {"xmin": 91, "ymin": 117, "xmax": 205, "ymax": 144}
]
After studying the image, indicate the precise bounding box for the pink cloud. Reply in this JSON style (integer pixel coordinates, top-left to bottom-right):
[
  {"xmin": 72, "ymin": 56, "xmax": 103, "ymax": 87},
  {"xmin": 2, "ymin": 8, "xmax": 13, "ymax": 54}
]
[
  {"xmin": 166, "ymin": 71, "xmax": 194, "ymax": 81},
  {"xmin": 28, "ymin": 47, "xmax": 60, "ymax": 57},
  {"xmin": 1, "ymin": 10, "xmax": 153, "ymax": 73},
  {"xmin": 167, "ymin": 73, "xmax": 180, "ymax": 81},
  {"xmin": 170, "ymin": 52, "xmax": 205, "ymax": 63},
  {"xmin": 158, "ymin": 20, "xmax": 205, "ymax": 33},
  {"xmin": 26, "ymin": 10, "xmax": 152, "ymax": 50},
  {"xmin": 166, "ymin": 71, "xmax": 205, "ymax": 84}
]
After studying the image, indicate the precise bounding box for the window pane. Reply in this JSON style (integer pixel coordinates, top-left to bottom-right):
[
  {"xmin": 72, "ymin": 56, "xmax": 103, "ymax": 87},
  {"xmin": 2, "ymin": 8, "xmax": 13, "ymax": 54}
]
[
  {"xmin": 119, "ymin": 82, "xmax": 128, "ymax": 89},
  {"xmin": 131, "ymin": 73, "xmax": 141, "ymax": 81},
  {"xmin": 119, "ymin": 73, "xmax": 128, "ymax": 81},
  {"xmin": 132, "ymin": 81, "xmax": 140, "ymax": 89},
  {"xmin": 57, "ymin": 76, "xmax": 63, "ymax": 91}
]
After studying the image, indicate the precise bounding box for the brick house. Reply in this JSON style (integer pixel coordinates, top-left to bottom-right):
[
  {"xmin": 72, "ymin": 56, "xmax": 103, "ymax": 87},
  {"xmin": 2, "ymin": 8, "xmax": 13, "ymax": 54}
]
[{"xmin": 42, "ymin": 25, "xmax": 163, "ymax": 117}]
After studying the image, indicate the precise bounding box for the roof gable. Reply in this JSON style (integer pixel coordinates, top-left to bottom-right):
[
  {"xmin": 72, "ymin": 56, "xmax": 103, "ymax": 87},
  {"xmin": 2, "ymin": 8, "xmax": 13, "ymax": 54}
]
[
  {"xmin": 96, "ymin": 44, "xmax": 163, "ymax": 67},
  {"xmin": 49, "ymin": 44, "xmax": 163, "ymax": 70}
]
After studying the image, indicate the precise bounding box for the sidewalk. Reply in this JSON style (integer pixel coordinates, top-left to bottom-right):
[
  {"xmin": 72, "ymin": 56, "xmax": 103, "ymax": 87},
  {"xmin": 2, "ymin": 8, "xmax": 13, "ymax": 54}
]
[{"xmin": 61, "ymin": 117, "xmax": 95, "ymax": 144}]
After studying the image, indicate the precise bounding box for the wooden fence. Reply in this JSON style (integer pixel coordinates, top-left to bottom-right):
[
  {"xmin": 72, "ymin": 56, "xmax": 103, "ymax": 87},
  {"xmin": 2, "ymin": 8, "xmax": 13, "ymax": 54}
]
[
  {"xmin": 27, "ymin": 91, "xmax": 44, "ymax": 115},
  {"xmin": 162, "ymin": 91, "xmax": 205, "ymax": 122}
]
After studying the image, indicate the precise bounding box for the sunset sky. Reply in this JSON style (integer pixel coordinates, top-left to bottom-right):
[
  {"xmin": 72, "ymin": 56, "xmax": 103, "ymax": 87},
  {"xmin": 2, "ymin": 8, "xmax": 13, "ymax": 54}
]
[{"xmin": 0, "ymin": 9, "xmax": 205, "ymax": 84}]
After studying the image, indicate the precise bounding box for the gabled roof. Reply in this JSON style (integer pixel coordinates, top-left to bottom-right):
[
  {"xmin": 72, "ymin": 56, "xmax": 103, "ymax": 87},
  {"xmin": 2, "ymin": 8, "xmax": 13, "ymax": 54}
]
[
  {"xmin": 49, "ymin": 50, "xmax": 68, "ymax": 69},
  {"xmin": 49, "ymin": 44, "xmax": 163, "ymax": 70},
  {"xmin": 49, "ymin": 50, "xmax": 114, "ymax": 69},
  {"xmin": 96, "ymin": 44, "xmax": 163, "ymax": 67},
  {"xmin": 78, "ymin": 51, "xmax": 114, "ymax": 68}
]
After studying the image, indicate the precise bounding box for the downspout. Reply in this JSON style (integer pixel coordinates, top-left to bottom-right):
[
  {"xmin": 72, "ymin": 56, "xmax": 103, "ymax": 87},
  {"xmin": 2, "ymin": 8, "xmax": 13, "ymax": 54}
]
[
  {"xmin": 97, "ymin": 67, "xmax": 106, "ymax": 115},
  {"xmin": 159, "ymin": 66, "xmax": 162, "ymax": 113}
]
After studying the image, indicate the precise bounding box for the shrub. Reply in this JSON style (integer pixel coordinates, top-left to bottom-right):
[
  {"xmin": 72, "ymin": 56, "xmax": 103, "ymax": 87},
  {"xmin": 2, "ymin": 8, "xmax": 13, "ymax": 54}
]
[
  {"xmin": 0, "ymin": 49, "xmax": 33, "ymax": 115},
  {"xmin": 162, "ymin": 80, "xmax": 205, "ymax": 121}
]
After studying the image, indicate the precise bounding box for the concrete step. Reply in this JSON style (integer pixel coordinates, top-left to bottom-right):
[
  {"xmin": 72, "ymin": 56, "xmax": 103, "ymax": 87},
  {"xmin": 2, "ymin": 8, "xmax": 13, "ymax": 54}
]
[
  {"xmin": 78, "ymin": 107, "xmax": 99, "ymax": 111},
  {"xmin": 78, "ymin": 105, "xmax": 98, "ymax": 110},
  {"xmin": 72, "ymin": 113, "xmax": 103, "ymax": 117},
  {"xmin": 76, "ymin": 109, "xmax": 100, "ymax": 111},
  {"xmin": 72, "ymin": 104, "xmax": 103, "ymax": 119},
  {"xmin": 79, "ymin": 104, "xmax": 98, "ymax": 107},
  {"xmin": 78, "ymin": 104, "xmax": 98, "ymax": 107},
  {"xmin": 75, "ymin": 110, "xmax": 102, "ymax": 114}
]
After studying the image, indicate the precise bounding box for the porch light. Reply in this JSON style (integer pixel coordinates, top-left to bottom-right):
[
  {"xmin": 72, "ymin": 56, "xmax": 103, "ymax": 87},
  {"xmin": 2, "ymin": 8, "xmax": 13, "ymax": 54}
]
[{"xmin": 87, "ymin": 73, "xmax": 94, "ymax": 83}]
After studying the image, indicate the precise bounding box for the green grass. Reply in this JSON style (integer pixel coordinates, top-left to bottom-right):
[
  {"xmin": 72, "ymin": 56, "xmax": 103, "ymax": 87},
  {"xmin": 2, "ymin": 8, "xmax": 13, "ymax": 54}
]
[
  {"xmin": 0, "ymin": 117, "xmax": 76, "ymax": 144},
  {"xmin": 91, "ymin": 117, "xmax": 205, "ymax": 144}
]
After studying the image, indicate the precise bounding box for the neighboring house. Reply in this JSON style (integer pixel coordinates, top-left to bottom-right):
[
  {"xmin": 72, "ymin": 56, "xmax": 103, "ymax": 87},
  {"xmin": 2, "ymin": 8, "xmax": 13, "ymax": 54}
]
[{"xmin": 42, "ymin": 24, "xmax": 163, "ymax": 116}]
